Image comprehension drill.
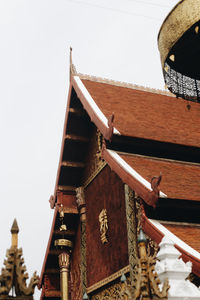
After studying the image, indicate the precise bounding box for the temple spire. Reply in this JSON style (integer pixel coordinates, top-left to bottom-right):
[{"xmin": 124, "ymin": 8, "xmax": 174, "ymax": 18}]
[
  {"xmin": 0, "ymin": 219, "xmax": 39, "ymax": 299},
  {"xmin": 10, "ymin": 218, "xmax": 19, "ymax": 248}
]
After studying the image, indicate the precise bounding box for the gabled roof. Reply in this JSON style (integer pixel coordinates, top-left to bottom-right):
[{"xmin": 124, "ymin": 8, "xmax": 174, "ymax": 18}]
[{"xmin": 40, "ymin": 71, "xmax": 200, "ymax": 291}]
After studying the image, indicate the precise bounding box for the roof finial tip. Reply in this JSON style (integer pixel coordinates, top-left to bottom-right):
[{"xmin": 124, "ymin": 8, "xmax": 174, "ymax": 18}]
[
  {"xmin": 11, "ymin": 218, "xmax": 19, "ymax": 234},
  {"xmin": 69, "ymin": 46, "xmax": 77, "ymax": 78}
]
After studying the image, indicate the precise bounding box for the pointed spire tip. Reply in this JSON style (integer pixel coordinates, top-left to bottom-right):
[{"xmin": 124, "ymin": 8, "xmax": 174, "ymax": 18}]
[{"xmin": 11, "ymin": 218, "xmax": 19, "ymax": 234}]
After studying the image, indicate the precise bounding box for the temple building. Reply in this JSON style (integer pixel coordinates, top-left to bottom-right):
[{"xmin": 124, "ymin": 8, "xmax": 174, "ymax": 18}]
[
  {"xmin": 0, "ymin": 219, "xmax": 39, "ymax": 300},
  {"xmin": 39, "ymin": 0, "xmax": 200, "ymax": 299}
]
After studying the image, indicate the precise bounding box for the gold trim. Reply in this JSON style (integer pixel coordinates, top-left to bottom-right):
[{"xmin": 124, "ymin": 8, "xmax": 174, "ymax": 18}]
[
  {"xmin": 83, "ymin": 161, "xmax": 107, "ymax": 188},
  {"xmin": 158, "ymin": 0, "xmax": 200, "ymax": 68},
  {"xmin": 87, "ymin": 265, "xmax": 130, "ymax": 294},
  {"xmin": 54, "ymin": 239, "xmax": 73, "ymax": 248}
]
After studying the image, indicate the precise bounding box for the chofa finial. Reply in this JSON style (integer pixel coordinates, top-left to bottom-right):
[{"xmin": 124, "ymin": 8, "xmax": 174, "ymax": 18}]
[{"xmin": 70, "ymin": 47, "xmax": 77, "ymax": 79}]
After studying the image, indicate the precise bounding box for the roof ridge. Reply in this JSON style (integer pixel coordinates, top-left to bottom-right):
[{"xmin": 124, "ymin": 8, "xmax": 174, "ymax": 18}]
[{"xmin": 77, "ymin": 73, "xmax": 175, "ymax": 97}]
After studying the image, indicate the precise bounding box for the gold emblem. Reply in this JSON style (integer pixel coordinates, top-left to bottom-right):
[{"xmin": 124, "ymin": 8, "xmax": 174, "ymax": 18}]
[{"xmin": 99, "ymin": 209, "xmax": 108, "ymax": 244}]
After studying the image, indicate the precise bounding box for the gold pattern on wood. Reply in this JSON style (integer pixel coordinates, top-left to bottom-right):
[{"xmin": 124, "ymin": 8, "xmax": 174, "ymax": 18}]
[
  {"xmin": 87, "ymin": 266, "xmax": 130, "ymax": 294},
  {"xmin": 76, "ymin": 187, "xmax": 86, "ymax": 222},
  {"xmin": 75, "ymin": 186, "xmax": 87, "ymax": 295},
  {"xmin": 91, "ymin": 276, "xmax": 131, "ymax": 300},
  {"xmin": 80, "ymin": 221, "xmax": 87, "ymax": 295},
  {"xmin": 83, "ymin": 128, "xmax": 107, "ymax": 187},
  {"xmin": 99, "ymin": 209, "xmax": 108, "ymax": 244},
  {"xmin": 135, "ymin": 197, "xmax": 158, "ymax": 257},
  {"xmin": 124, "ymin": 184, "xmax": 137, "ymax": 296}
]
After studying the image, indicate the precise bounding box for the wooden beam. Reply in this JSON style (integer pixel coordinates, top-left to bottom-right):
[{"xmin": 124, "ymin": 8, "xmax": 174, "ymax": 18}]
[
  {"xmin": 58, "ymin": 185, "xmax": 76, "ymax": 192},
  {"xmin": 61, "ymin": 161, "xmax": 85, "ymax": 168},
  {"xmin": 65, "ymin": 134, "xmax": 89, "ymax": 142}
]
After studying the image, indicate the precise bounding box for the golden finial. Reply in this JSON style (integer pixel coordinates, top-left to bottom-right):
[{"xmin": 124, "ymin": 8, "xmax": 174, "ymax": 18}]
[
  {"xmin": 69, "ymin": 47, "xmax": 77, "ymax": 80},
  {"xmin": 11, "ymin": 218, "xmax": 19, "ymax": 248}
]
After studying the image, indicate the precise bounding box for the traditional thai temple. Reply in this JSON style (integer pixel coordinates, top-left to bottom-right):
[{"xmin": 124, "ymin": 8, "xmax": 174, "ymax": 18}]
[
  {"xmin": 0, "ymin": 219, "xmax": 39, "ymax": 300},
  {"xmin": 39, "ymin": 0, "xmax": 200, "ymax": 299}
]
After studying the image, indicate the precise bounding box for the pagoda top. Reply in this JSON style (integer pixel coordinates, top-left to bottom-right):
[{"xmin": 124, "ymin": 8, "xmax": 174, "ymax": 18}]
[
  {"xmin": 158, "ymin": 0, "xmax": 200, "ymax": 101},
  {"xmin": 0, "ymin": 219, "xmax": 39, "ymax": 299}
]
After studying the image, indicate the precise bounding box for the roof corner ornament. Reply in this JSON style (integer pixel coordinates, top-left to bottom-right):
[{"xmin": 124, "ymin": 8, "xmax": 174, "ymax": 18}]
[
  {"xmin": 146, "ymin": 174, "xmax": 162, "ymax": 208},
  {"xmin": 106, "ymin": 113, "xmax": 114, "ymax": 141},
  {"xmin": 69, "ymin": 47, "xmax": 77, "ymax": 80}
]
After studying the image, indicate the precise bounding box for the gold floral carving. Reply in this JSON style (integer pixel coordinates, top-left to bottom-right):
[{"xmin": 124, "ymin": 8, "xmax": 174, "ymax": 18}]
[
  {"xmin": 75, "ymin": 186, "xmax": 87, "ymax": 296},
  {"xmin": 99, "ymin": 209, "xmax": 108, "ymax": 244},
  {"xmin": 124, "ymin": 184, "xmax": 137, "ymax": 295},
  {"xmin": 87, "ymin": 266, "xmax": 130, "ymax": 294},
  {"xmin": 91, "ymin": 276, "xmax": 131, "ymax": 300}
]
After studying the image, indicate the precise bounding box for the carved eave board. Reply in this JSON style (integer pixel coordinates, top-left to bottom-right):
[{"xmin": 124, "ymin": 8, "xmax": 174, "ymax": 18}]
[{"xmin": 39, "ymin": 72, "xmax": 200, "ymax": 299}]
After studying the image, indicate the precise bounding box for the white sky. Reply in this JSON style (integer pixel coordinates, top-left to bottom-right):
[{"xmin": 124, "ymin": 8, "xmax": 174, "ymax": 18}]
[{"xmin": 0, "ymin": 1, "xmax": 177, "ymax": 299}]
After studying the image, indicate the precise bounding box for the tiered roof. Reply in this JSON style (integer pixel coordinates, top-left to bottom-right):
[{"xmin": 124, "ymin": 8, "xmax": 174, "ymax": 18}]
[{"xmin": 39, "ymin": 70, "xmax": 200, "ymax": 298}]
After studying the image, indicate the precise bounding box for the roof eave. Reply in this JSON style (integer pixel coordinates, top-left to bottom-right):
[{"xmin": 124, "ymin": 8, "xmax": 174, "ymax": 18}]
[
  {"xmin": 38, "ymin": 208, "xmax": 58, "ymax": 289},
  {"xmin": 102, "ymin": 147, "xmax": 167, "ymax": 207}
]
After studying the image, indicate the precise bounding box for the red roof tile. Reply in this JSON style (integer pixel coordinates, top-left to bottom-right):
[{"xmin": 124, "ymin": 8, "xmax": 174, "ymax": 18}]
[
  {"xmin": 82, "ymin": 79, "xmax": 200, "ymax": 148},
  {"xmin": 161, "ymin": 223, "xmax": 200, "ymax": 253},
  {"xmin": 118, "ymin": 153, "xmax": 200, "ymax": 201}
]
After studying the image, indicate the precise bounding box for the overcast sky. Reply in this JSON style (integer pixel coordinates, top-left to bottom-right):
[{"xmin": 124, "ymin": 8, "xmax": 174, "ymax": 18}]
[{"xmin": 0, "ymin": 1, "xmax": 177, "ymax": 299}]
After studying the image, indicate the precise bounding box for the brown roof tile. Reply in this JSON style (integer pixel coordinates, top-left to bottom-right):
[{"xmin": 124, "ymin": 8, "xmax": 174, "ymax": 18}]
[
  {"xmin": 161, "ymin": 223, "xmax": 200, "ymax": 253},
  {"xmin": 119, "ymin": 153, "xmax": 200, "ymax": 201},
  {"xmin": 82, "ymin": 79, "xmax": 200, "ymax": 148}
]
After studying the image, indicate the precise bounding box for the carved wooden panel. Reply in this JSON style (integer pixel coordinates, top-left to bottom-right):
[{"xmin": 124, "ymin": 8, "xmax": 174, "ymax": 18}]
[{"xmin": 85, "ymin": 165, "xmax": 129, "ymax": 287}]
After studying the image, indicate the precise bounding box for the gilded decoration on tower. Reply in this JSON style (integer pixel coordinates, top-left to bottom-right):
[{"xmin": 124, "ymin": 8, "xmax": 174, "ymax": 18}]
[
  {"xmin": 98, "ymin": 209, "xmax": 108, "ymax": 244},
  {"xmin": 0, "ymin": 219, "xmax": 39, "ymax": 300}
]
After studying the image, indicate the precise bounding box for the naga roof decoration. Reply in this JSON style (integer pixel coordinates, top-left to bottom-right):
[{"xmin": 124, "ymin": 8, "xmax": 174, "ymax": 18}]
[
  {"xmin": 0, "ymin": 219, "xmax": 39, "ymax": 300},
  {"xmin": 158, "ymin": 0, "xmax": 200, "ymax": 101}
]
